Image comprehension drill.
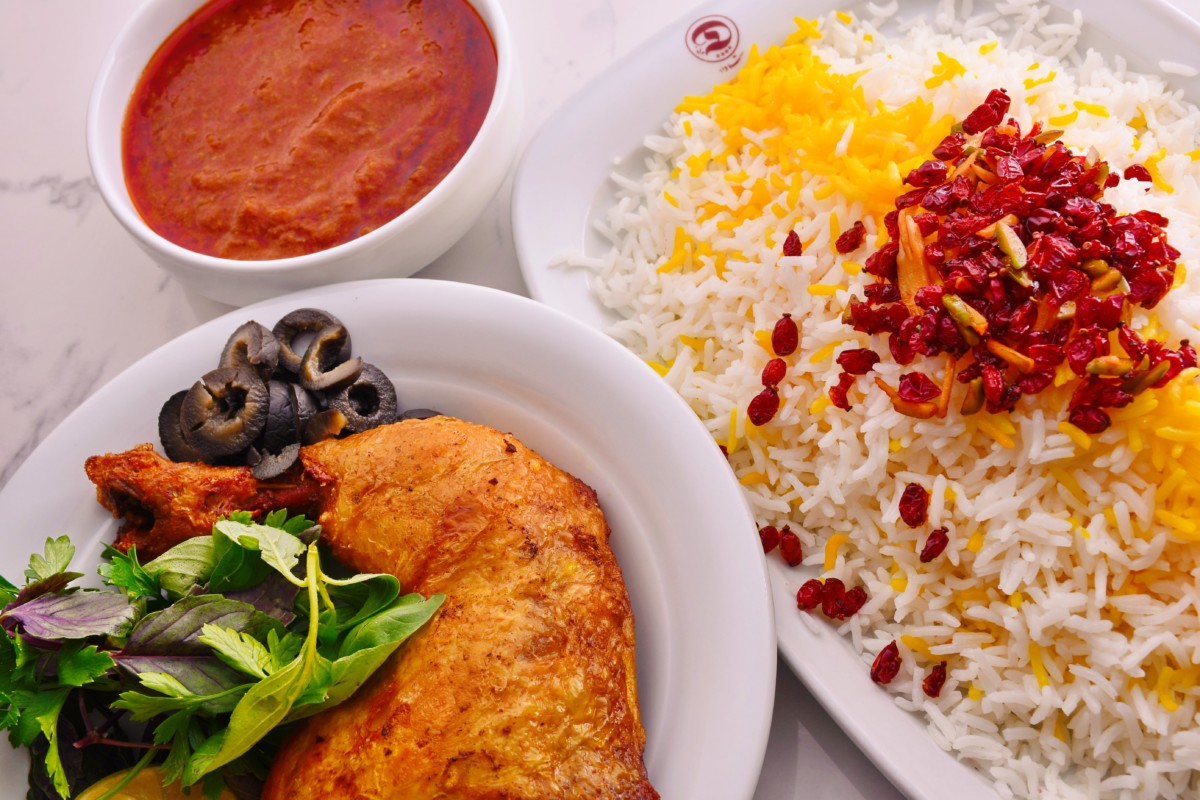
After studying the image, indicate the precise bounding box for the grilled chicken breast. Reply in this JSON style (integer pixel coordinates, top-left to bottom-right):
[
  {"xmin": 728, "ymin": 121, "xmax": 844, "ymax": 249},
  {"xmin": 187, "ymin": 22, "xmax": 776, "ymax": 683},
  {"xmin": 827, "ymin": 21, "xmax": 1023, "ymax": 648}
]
[{"xmin": 85, "ymin": 417, "xmax": 658, "ymax": 799}]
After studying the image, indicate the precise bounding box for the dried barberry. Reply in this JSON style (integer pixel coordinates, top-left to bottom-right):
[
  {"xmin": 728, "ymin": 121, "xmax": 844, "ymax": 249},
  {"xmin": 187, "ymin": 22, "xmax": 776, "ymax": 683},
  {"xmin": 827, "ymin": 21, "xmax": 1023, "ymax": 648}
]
[
  {"xmin": 919, "ymin": 527, "xmax": 950, "ymax": 563},
  {"xmin": 748, "ymin": 386, "xmax": 780, "ymax": 426},
  {"xmin": 772, "ymin": 313, "xmax": 799, "ymax": 356},
  {"xmin": 837, "ymin": 348, "xmax": 880, "ymax": 376},
  {"xmin": 820, "ymin": 577, "xmax": 847, "ymax": 618},
  {"xmin": 923, "ymin": 662, "xmax": 948, "ymax": 697},
  {"xmin": 1123, "ymin": 164, "xmax": 1152, "ymax": 183},
  {"xmin": 836, "ymin": 220, "xmax": 867, "ymax": 254},
  {"xmin": 783, "ymin": 230, "xmax": 803, "ymax": 257},
  {"xmin": 898, "ymin": 483, "xmax": 930, "ymax": 527},
  {"xmin": 870, "ymin": 640, "xmax": 902, "ymax": 685},
  {"xmin": 828, "ymin": 372, "xmax": 855, "ymax": 411},
  {"xmin": 779, "ymin": 526, "xmax": 803, "ymax": 566},
  {"xmin": 761, "ymin": 357, "xmax": 787, "ymax": 387},
  {"xmin": 796, "ymin": 579, "xmax": 824, "ymax": 611},
  {"xmin": 759, "ymin": 525, "xmax": 780, "ymax": 553},
  {"xmin": 898, "ymin": 372, "xmax": 941, "ymax": 403}
]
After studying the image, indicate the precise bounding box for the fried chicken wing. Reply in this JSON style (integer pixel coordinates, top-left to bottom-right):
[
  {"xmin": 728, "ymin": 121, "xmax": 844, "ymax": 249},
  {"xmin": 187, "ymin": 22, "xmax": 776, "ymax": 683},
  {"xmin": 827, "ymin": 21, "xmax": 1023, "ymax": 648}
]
[{"xmin": 85, "ymin": 417, "xmax": 658, "ymax": 800}]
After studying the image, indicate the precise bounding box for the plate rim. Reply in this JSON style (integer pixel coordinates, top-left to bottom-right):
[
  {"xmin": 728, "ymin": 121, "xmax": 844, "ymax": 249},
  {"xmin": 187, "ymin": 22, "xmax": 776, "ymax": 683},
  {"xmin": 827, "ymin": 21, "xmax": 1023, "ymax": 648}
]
[
  {"xmin": 509, "ymin": 1, "xmax": 1200, "ymax": 798},
  {"xmin": 0, "ymin": 278, "xmax": 776, "ymax": 800}
]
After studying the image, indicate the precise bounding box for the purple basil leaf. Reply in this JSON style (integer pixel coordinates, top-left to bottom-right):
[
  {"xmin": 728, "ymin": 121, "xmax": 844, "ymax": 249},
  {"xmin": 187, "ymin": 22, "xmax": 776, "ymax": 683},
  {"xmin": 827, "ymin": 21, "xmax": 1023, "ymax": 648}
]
[
  {"xmin": 223, "ymin": 571, "xmax": 299, "ymax": 627},
  {"xmin": 4, "ymin": 572, "xmax": 84, "ymax": 612},
  {"xmin": 123, "ymin": 594, "xmax": 285, "ymax": 656},
  {"xmin": 112, "ymin": 653, "xmax": 247, "ymax": 701},
  {"xmin": 0, "ymin": 591, "xmax": 139, "ymax": 641}
]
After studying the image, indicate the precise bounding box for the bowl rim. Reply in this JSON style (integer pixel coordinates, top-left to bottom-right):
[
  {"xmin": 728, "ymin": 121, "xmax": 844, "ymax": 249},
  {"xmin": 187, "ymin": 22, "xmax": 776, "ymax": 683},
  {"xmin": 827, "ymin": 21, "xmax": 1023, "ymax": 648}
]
[{"xmin": 85, "ymin": 0, "xmax": 516, "ymax": 274}]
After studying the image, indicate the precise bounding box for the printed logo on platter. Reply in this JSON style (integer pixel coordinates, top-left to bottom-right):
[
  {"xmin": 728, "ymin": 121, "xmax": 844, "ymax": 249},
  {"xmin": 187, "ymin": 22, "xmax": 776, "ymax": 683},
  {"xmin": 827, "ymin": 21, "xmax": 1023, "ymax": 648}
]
[{"xmin": 685, "ymin": 15, "xmax": 742, "ymax": 70}]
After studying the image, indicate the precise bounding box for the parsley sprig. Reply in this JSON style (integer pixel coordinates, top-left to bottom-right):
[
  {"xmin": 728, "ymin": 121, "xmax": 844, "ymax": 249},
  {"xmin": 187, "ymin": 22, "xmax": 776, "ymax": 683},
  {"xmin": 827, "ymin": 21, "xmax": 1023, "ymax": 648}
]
[{"xmin": 0, "ymin": 511, "xmax": 443, "ymax": 799}]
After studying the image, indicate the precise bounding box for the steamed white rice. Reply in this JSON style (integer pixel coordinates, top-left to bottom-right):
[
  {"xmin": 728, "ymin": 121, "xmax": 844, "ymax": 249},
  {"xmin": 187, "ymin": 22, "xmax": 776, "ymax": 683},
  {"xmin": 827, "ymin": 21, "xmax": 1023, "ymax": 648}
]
[{"xmin": 575, "ymin": 2, "xmax": 1200, "ymax": 798}]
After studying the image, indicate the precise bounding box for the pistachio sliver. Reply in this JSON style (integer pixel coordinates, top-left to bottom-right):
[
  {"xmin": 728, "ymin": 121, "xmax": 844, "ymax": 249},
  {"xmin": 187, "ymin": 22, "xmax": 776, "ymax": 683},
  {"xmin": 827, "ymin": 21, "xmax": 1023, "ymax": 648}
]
[
  {"xmin": 960, "ymin": 377, "xmax": 985, "ymax": 415},
  {"xmin": 1081, "ymin": 258, "xmax": 1111, "ymax": 278},
  {"xmin": 1120, "ymin": 359, "xmax": 1171, "ymax": 394},
  {"xmin": 943, "ymin": 294, "xmax": 989, "ymax": 337},
  {"xmin": 1091, "ymin": 268, "xmax": 1124, "ymax": 293},
  {"xmin": 1033, "ymin": 128, "xmax": 1065, "ymax": 144},
  {"xmin": 1085, "ymin": 355, "xmax": 1135, "ymax": 377},
  {"xmin": 995, "ymin": 221, "xmax": 1028, "ymax": 270}
]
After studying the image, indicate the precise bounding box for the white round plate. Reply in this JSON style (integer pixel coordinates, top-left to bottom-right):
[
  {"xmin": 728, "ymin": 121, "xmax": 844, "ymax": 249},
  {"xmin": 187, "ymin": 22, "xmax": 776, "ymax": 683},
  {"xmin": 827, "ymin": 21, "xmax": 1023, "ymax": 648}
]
[
  {"xmin": 0, "ymin": 279, "xmax": 775, "ymax": 799},
  {"xmin": 510, "ymin": 1, "xmax": 1200, "ymax": 799}
]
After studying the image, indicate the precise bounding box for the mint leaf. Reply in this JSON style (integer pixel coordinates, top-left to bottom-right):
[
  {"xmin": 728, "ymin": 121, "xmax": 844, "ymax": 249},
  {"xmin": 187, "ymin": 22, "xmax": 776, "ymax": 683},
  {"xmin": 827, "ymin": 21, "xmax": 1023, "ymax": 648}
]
[
  {"xmin": 99, "ymin": 545, "xmax": 161, "ymax": 600},
  {"xmin": 198, "ymin": 625, "xmax": 271, "ymax": 680},
  {"xmin": 25, "ymin": 537, "xmax": 74, "ymax": 583},
  {"xmin": 56, "ymin": 643, "xmax": 114, "ymax": 688}
]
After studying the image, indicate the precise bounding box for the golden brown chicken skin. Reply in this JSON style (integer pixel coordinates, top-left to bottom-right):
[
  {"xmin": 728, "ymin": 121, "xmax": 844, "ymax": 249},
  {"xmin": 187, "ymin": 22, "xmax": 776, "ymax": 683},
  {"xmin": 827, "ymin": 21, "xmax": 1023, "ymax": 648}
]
[{"xmin": 85, "ymin": 417, "xmax": 658, "ymax": 800}]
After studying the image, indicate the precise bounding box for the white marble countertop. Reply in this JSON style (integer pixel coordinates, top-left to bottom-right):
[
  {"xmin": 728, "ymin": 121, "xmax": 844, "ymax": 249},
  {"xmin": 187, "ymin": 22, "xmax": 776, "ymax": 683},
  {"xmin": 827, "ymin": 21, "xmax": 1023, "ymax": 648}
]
[{"xmin": 2, "ymin": 1, "xmax": 1196, "ymax": 798}]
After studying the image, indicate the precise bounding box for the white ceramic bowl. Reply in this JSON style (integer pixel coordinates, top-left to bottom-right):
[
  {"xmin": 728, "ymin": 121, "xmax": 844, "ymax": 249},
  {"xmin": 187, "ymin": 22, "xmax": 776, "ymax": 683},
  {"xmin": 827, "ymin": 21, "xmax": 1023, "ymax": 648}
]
[{"xmin": 86, "ymin": 0, "xmax": 522, "ymax": 307}]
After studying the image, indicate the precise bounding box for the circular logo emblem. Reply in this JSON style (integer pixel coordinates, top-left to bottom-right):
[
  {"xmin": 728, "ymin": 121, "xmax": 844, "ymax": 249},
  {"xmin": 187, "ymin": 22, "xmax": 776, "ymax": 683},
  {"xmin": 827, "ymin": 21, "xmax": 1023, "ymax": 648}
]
[{"xmin": 685, "ymin": 15, "xmax": 739, "ymax": 64}]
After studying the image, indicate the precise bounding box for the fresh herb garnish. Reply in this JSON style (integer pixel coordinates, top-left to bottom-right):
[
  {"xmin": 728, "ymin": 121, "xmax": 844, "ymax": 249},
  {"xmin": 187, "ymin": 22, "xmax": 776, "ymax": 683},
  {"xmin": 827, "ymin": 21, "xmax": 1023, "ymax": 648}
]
[{"xmin": 0, "ymin": 510, "xmax": 443, "ymax": 799}]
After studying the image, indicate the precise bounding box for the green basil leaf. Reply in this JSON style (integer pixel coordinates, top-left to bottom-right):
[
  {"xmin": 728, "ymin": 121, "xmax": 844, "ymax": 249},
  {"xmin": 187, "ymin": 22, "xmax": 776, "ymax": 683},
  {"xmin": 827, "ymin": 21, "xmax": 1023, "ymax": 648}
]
[
  {"xmin": 337, "ymin": 593, "xmax": 444, "ymax": 658},
  {"xmin": 185, "ymin": 634, "xmax": 318, "ymax": 783},
  {"xmin": 25, "ymin": 536, "xmax": 74, "ymax": 583},
  {"xmin": 325, "ymin": 572, "xmax": 401, "ymax": 632},
  {"xmin": 207, "ymin": 533, "xmax": 271, "ymax": 594},
  {"xmin": 146, "ymin": 537, "xmax": 217, "ymax": 599},
  {"xmin": 212, "ymin": 520, "xmax": 306, "ymax": 584}
]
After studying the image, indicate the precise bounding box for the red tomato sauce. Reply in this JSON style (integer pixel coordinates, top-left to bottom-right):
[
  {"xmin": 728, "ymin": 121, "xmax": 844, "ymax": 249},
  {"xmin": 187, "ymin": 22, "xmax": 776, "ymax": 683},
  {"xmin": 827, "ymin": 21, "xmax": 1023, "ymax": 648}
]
[{"xmin": 122, "ymin": 0, "xmax": 497, "ymax": 260}]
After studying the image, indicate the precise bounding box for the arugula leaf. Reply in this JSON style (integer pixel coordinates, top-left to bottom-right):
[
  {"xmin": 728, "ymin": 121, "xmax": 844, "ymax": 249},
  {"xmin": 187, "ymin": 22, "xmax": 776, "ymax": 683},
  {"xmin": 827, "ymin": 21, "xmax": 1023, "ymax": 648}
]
[
  {"xmin": 0, "ymin": 591, "xmax": 140, "ymax": 641},
  {"xmin": 25, "ymin": 537, "xmax": 74, "ymax": 583},
  {"xmin": 99, "ymin": 545, "xmax": 162, "ymax": 600},
  {"xmin": 198, "ymin": 625, "xmax": 272, "ymax": 680},
  {"xmin": 56, "ymin": 643, "xmax": 114, "ymax": 687},
  {"xmin": 146, "ymin": 537, "xmax": 216, "ymax": 599}
]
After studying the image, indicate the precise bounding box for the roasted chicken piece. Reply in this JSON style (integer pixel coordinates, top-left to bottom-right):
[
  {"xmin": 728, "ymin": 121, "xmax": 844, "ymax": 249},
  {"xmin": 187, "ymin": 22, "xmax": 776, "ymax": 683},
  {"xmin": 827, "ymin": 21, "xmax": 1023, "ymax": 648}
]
[{"xmin": 84, "ymin": 417, "xmax": 658, "ymax": 799}]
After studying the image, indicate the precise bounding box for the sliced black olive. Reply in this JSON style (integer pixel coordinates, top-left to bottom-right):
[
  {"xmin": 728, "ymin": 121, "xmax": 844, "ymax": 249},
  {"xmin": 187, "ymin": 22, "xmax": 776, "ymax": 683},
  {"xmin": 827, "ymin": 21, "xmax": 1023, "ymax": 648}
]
[
  {"xmin": 302, "ymin": 408, "xmax": 349, "ymax": 445},
  {"xmin": 328, "ymin": 363, "xmax": 397, "ymax": 433},
  {"xmin": 399, "ymin": 407, "xmax": 442, "ymax": 421},
  {"xmin": 291, "ymin": 383, "xmax": 322, "ymax": 429},
  {"xmin": 180, "ymin": 367, "xmax": 269, "ymax": 459},
  {"xmin": 258, "ymin": 379, "xmax": 300, "ymax": 454},
  {"xmin": 219, "ymin": 321, "xmax": 279, "ymax": 380},
  {"xmin": 273, "ymin": 309, "xmax": 350, "ymax": 374},
  {"xmin": 158, "ymin": 389, "xmax": 206, "ymax": 462},
  {"xmin": 299, "ymin": 324, "xmax": 363, "ymax": 392},
  {"xmin": 248, "ymin": 442, "xmax": 301, "ymax": 480}
]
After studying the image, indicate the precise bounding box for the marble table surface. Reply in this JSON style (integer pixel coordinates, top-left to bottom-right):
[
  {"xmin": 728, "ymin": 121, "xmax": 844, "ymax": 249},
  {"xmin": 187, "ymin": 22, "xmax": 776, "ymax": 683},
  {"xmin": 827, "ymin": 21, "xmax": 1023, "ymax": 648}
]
[{"xmin": 1, "ymin": 1, "xmax": 1196, "ymax": 798}]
